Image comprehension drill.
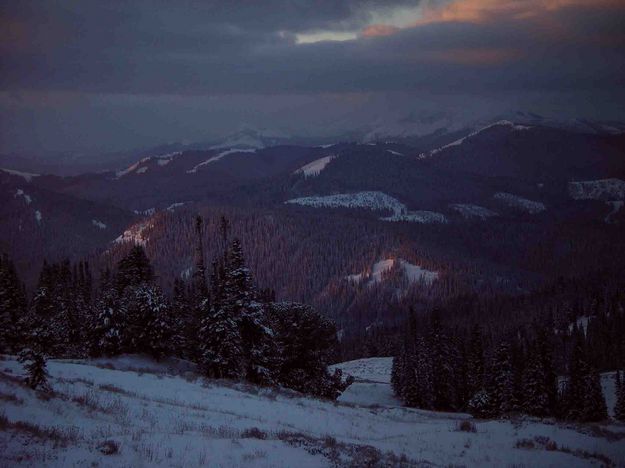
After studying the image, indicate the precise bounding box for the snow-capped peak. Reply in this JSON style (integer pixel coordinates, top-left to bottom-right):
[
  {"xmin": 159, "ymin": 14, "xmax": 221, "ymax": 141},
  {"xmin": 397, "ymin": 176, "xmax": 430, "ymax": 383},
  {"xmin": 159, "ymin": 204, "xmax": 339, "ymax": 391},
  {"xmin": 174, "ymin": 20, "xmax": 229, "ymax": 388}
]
[{"xmin": 418, "ymin": 120, "xmax": 531, "ymax": 160}]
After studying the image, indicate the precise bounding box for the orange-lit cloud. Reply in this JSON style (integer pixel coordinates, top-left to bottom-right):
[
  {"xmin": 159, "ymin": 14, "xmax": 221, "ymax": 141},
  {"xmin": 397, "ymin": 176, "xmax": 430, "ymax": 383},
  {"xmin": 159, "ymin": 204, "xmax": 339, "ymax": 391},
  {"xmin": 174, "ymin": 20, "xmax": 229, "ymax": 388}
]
[
  {"xmin": 422, "ymin": 47, "xmax": 524, "ymax": 65},
  {"xmin": 416, "ymin": 0, "xmax": 625, "ymax": 25},
  {"xmin": 361, "ymin": 24, "xmax": 400, "ymax": 38},
  {"xmin": 357, "ymin": 0, "xmax": 625, "ymax": 39}
]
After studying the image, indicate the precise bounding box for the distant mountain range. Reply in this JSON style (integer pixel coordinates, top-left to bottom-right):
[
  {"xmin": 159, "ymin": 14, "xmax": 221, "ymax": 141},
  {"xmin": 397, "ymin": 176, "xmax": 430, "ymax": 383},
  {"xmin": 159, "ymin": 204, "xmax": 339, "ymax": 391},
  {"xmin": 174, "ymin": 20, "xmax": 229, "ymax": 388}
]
[{"xmin": 2, "ymin": 118, "xmax": 624, "ymax": 333}]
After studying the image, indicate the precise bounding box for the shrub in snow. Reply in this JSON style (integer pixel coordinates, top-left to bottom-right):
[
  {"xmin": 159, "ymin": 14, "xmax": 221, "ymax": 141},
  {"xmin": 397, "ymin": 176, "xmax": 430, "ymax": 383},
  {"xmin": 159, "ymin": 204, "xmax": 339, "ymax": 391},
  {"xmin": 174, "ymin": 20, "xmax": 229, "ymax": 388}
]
[
  {"xmin": 241, "ymin": 427, "xmax": 267, "ymax": 439},
  {"xmin": 18, "ymin": 347, "xmax": 50, "ymax": 392},
  {"xmin": 456, "ymin": 420, "xmax": 477, "ymax": 433},
  {"xmin": 97, "ymin": 439, "xmax": 120, "ymax": 455},
  {"xmin": 467, "ymin": 390, "xmax": 492, "ymax": 418}
]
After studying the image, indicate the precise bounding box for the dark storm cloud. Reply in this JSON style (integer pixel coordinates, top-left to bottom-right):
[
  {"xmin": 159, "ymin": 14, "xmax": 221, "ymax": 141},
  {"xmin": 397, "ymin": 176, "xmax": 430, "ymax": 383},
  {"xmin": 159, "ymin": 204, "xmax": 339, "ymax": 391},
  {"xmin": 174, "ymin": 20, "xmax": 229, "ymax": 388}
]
[
  {"xmin": 1, "ymin": 0, "xmax": 624, "ymax": 153},
  {"xmin": 1, "ymin": 0, "xmax": 624, "ymax": 95}
]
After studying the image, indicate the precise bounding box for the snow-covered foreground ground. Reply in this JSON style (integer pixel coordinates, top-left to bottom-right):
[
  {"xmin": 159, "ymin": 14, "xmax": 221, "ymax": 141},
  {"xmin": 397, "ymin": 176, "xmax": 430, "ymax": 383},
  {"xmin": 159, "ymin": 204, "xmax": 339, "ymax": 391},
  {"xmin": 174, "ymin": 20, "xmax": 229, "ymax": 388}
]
[{"xmin": 1, "ymin": 355, "xmax": 624, "ymax": 467}]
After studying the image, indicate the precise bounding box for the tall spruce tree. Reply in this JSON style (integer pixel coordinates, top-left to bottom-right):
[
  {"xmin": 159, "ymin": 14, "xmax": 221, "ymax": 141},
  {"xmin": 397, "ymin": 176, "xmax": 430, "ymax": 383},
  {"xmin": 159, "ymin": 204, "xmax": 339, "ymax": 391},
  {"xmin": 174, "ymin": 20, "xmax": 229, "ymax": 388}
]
[
  {"xmin": 522, "ymin": 343, "xmax": 550, "ymax": 417},
  {"xmin": 90, "ymin": 269, "xmax": 123, "ymax": 356},
  {"xmin": 467, "ymin": 325, "xmax": 485, "ymax": 399},
  {"xmin": 489, "ymin": 342, "xmax": 518, "ymax": 416},
  {"xmin": 615, "ymin": 370, "xmax": 625, "ymax": 421},
  {"xmin": 0, "ymin": 254, "xmax": 26, "ymax": 353},
  {"xmin": 115, "ymin": 246, "xmax": 154, "ymax": 293}
]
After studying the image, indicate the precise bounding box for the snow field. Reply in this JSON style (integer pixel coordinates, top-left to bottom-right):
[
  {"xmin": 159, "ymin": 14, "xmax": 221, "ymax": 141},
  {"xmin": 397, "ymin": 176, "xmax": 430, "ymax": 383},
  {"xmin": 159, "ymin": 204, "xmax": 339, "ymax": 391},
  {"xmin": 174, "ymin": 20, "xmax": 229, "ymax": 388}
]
[{"xmin": 1, "ymin": 355, "xmax": 624, "ymax": 466}]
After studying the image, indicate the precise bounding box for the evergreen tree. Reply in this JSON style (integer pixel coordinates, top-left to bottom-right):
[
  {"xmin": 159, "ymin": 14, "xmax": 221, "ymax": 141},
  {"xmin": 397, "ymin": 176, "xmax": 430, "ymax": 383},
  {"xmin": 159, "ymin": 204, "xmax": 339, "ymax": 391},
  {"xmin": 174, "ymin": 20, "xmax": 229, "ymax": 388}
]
[
  {"xmin": 0, "ymin": 254, "xmax": 26, "ymax": 353},
  {"xmin": 268, "ymin": 302, "xmax": 351, "ymax": 398},
  {"xmin": 466, "ymin": 325, "xmax": 485, "ymax": 400},
  {"xmin": 90, "ymin": 269, "xmax": 123, "ymax": 357},
  {"xmin": 122, "ymin": 283, "xmax": 173, "ymax": 359},
  {"xmin": 522, "ymin": 344, "xmax": 550, "ymax": 417},
  {"xmin": 223, "ymin": 239, "xmax": 278, "ymax": 385},
  {"xmin": 19, "ymin": 346, "xmax": 51, "ymax": 392},
  {"xmin": 197, "ymin": 299, "xmax": 244, "ymax": 379},
  {"xmin": 115, "ymin": 246, "xmax": 154, "ymax": 293},
  {"xmin": 584, "ymin": 367, "xmax": 607, "ymax": 422},
  {"xmin": 489, "ymin": 342, "xmax": 518, "ymax": 416},
  {"xmin": 427, "ymin": 312, "xmax": 455, "ymax": 410},
  {"xmin": 564, "ymin": 329, "xmax": 607, "ymax": 422},
  {"xmin": 615, "ymin": 370, "xmax": 625, "ymax": 421}
]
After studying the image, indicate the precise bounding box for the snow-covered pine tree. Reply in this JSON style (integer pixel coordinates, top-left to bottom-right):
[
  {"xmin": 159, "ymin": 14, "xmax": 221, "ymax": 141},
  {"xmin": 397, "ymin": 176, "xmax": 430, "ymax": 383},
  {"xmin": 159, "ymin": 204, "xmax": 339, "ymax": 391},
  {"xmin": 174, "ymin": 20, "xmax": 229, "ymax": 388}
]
[
  {"xmin": 0, "ymin": 254, "xmax": 26, "ymax": 353},
  {"xmin": 172, "ymin": 278, "xmax": 196, "ymax": 359},
  {"xmin": 122, "ymin": 283, "xmax": 173, "ymax": 359},
  {"xmin": 406, "ymin": 338, "xmax": 434, "ymax": 409},
  {"xmin": 466, "ymin": 325, "xmax": 485, "ymax": 400},
  {"xmin": 489, "ymin": 342, "xmax": 518, "ymax": 416},
  {"xmin": 564, "ymin": 327, "xmax": 587, "ymax": 421},
  {"xmin": 224, "ymin": 239, "xmax": 278, "ymax": 385},
  {"xmin": 427, "ymin": 312, "xmax": 455, "ymax": 410},
  {"xmin": 268, "ymin": 302, "xmax": 350, "ymax": 399},
  {"xmin": 583, "ymin": 367, "xmax": 608, "ymax": 422},
  {"xmin": 564, "ymin": 327, "xmax": 607, "ymax": 421},
  {"xmin": 192, "ymin": 215, "xmax": 209, "ymax": 299},
  {"xmin": 115, "ymin": 245, "xmax": 154, "ymax": 293},
  {"xmin": 19, "ymin": 345, "xmax": 51, "ymax": 392},
  {"xmin": 522, "ymin": 344, "xmax": 550, "ymax": 417},
  {"xmin": 615, "ymin": 370, "xmax": 625, "ymax": 421},
  {"xmin": 197, "ymin": 299, "xmax": 244, "ymax": 379},
  {"xmin": 89, "ymin": 269, "xmax": 122, "ymax": 356}
]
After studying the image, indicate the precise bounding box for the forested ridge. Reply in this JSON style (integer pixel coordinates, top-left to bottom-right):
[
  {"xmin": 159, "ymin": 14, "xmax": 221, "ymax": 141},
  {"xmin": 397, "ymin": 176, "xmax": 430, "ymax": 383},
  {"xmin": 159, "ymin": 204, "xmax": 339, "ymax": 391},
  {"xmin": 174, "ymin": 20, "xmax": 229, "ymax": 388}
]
[{"xmin": 0, "ymin": 216, "xmax": 352, "ymax": 400}]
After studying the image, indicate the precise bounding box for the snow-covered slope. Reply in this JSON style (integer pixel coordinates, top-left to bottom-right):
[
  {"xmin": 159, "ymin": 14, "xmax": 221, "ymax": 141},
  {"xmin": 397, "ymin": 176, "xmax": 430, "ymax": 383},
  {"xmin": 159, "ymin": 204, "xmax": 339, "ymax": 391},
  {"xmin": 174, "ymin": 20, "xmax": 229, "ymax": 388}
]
[
  {"xmin": 293, "ymin": 155, "xmax": 337, "ymax": 177},
  {"xmin": 187, "ymin": 148, "xmax": 256, "ymax": 174},
  {"xmin": 285, "ymin": 191, "xmax": 406, "ymax": 216},
  {"xmin": 382, "ymin": 210, "xmax": 448, "ymax": 224},
  {"xmin": 0, "ymin": 168, "xmax": 40, "ymax": 182},
  {"xmin": 2, "ymin": 355, "xmax": 624, "ymax": 467},
  {"xmin": 347, "ymin": 259, "xmax": 438, "ymax": 286},
  {"xmin": 113, "ymin": 221, "xmax": 153, "ymax": 246},
  {"xmin": 115, "ymin": 152, "xmax": 181, "ymax": 179},
  {"xmin": 450, "ymin": 204, "xmax": 498, "ymax": 220},
  {"xmin": 493, "ymin": 192, "xmax": 546, "ymax": 214},
  {"xmin": 418, "ymin": 120, "xmax": 531, "ymax": 159},
  {"xmin": 568, "ymin": 179, "xmax": 625, "ymax": 201}
]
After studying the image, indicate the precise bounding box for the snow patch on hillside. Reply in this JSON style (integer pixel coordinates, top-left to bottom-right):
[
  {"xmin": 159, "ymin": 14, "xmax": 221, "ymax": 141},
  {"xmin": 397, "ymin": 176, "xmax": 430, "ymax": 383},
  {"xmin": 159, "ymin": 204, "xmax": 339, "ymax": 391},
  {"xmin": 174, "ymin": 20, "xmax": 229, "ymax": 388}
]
[
  {"xmin": 14, "ymin": 189, "xmax": 32, "ymax": 204},
  {"xmin": 285, "ymin": 191, "xmax": 406, "ymax": 217},
  {"xmin": 166, "ymin": 202, "xmax": 186, "ymax": 212},
  {"xmin": 91, "ymin": 219, "xmax": 106, "ymax": 229},
  {"xmin": 286, "ymin": 192, "xmax": 447, "ymax": 224},
  {"xmin": 418, "ymin": 120, "xmax": 530, "ymax": 159},
  {"xmin": 347, "ymin": 258, "xmax": 438, "ymax": 286},
  {"xmin": 493, "ymin": 192, "xmax": 546, "ymax": 214},
  {"xmin": 187, "ymin": 148, "xmax": 256, "ymax": 173},
  {"xmin": 382, "ymin": 211, "xmax": 448, "ymax": 223},
  {"xmin": 34, "ymin": 210, "xmax": 42, "ymax": 224},
  {"xmin": 386, "ymin": 149, "xmax": 404, "ymax": 156},
  {"xmin": 568, "ymin": 179, "xmax": 625, "ymax": 201},
  {"xmin": 294, "ymin": 154, "xmax": 337, "ymax": 177},
  {"xmin": 450, "ymin": 203, "xmax": 498, "ymax": 219},
  {"xmin": 115, "ymin": 157, "xmax": 151, "ymax": 178},
  {"xmin": 1, "ymin": 168, "xmax": 40, "ymax": 182},
  {"xmin": 114, "ymin": 221, "xmax": 152, "ymax": 246}
]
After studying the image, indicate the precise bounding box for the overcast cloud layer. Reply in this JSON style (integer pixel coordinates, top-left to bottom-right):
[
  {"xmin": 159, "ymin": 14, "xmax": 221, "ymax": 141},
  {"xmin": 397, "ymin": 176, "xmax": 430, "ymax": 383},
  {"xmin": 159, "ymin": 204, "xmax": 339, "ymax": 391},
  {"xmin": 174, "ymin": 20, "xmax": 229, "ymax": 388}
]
[{"xmin": 1, "ymin": 0, "xmax": 624, "ymax": 153}]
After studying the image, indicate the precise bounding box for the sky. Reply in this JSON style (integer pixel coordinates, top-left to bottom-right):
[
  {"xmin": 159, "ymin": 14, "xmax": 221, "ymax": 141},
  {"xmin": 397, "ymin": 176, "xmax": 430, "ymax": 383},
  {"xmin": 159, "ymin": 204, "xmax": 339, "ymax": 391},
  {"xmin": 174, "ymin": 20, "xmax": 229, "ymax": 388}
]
[{"xmin": 1, "ymin": 0, "xmax": 624, "ymax": 154}]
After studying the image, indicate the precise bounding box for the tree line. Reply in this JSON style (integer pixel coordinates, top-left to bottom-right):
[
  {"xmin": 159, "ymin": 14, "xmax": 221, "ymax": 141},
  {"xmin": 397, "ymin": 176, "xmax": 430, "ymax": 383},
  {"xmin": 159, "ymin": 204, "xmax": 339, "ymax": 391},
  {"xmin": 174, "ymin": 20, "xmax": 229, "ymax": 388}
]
[
  {"xmin": 391, "ymin": 308, "xmax": 625, "ymax": 422},
  {"xmin": 0, "ymin": 216, "xmax": 352, "ymax": 399}
]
